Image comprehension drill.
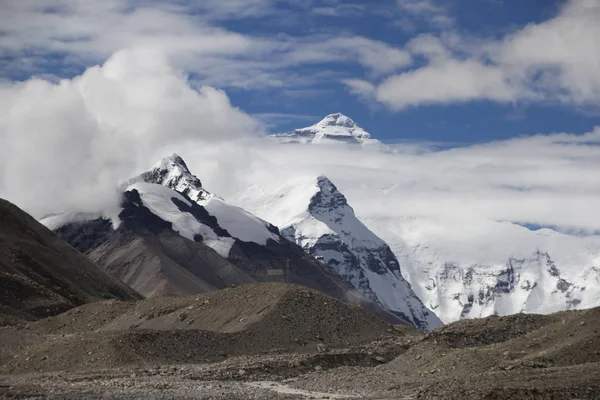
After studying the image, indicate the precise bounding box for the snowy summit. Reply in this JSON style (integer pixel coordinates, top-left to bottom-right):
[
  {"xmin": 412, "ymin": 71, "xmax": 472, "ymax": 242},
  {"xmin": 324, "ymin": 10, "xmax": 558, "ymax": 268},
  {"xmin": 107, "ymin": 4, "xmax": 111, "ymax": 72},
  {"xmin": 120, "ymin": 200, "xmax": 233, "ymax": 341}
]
[
  {"xmin": 272, "ymin": 113, "xmax": 379, "ymax": 145},
  {"xmin": 133, "ymin": 153, "xmax": 213, "ymax": 204},
  {"xmin": 232, "ymin": 174, "xmax": 441, "ymax": 330}
]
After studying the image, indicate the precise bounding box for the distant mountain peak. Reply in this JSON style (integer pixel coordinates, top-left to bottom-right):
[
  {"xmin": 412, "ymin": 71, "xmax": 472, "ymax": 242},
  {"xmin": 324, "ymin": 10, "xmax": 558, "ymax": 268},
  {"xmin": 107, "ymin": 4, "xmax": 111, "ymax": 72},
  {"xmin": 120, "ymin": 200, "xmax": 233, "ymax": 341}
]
[
  {"xmin": 317, "ymin": 113, "xmax": 358, "ymax": 128},
  {"xmin": 162, "ymin": 153, "xmax": 189, "ymax": 170},
  {"xmin": 271, "ymin": 113, "xmax": 378, "ymax": 145}
]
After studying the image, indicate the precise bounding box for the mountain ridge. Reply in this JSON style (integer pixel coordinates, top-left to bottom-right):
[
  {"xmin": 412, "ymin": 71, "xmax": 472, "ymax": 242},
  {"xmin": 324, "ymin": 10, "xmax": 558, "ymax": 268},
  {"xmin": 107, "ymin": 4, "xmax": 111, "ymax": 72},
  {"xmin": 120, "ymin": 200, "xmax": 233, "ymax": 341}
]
[
  {"xmin": 232, "ymin": 174, "xmax": 442, "ymax": 330},
  {"xmin": 44, "ymin": 156, "xmax": 409, "ymax": 326}
]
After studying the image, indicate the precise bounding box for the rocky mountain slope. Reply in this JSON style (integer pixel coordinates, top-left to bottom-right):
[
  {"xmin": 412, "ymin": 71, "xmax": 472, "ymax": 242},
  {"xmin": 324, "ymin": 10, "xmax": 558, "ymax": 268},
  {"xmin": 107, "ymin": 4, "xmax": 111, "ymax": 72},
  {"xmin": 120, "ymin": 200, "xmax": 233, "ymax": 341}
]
[
  {"xmin": 43, "ymin": 155, "xmax": 405, "ymax": 325},
  {"xmin": 233, "ymin": 175, "xmax": 441, "ymax": 330},
  {"xmin": 291, "ymin": 306, "xmax": 600, "ymax": 399},
  {"xmin": 0, "ymin": 198, "xmax": 140, "ymax": 325},
  {"xmin": 271, "ymin": 113, "xmax": 380, "ymax": 145},
  {"xmin": 0, "ymin": 283, "xmax": 400, "ymax": 374}
]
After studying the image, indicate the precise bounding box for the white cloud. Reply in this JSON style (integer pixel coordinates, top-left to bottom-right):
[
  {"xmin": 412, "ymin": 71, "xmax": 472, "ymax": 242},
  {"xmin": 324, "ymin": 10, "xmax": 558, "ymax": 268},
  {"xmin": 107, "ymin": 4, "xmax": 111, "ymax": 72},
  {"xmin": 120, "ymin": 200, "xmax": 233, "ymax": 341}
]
[
  {"xmin": 351, "ymin": 0, "xmax": 600, "ymax": 110},
  {"xmin": 193, "ymin": 127, "xmax": 600, "ymax": 233},
  {"xmin": 375, "ymin": 59, "xmax": 528, "ymax": 110},
  {"xmin": 313, "ymin": 4, "xmax": 366, "ymax": 17},
  {"xmin": 252, "ymin": 113, "xmax": 321, "ymax": 132},
  {"xmin": 286, "ymin": 36, "xmax": 412, "ymax": 75},
  {"xmin": 0, "ymin": 48, "xmax": 260, "ymax": 218},
  {"xmin": 0, "ymin": 0, "xmax": 415, "ymax": 89},
  {"xmin": 2, "ymin": 48, "xmax": 600, "ymax": 237},
  {"xmin": 396, "ymin": 0, "xmax": 454, "ymax": 28},
  {"xmin": 343, "ymin": 78, "xmax": 377, "ymax": 101},
  {"xmin": 494, "ymin": 0, "xmax": 600, "ymax": 105}
]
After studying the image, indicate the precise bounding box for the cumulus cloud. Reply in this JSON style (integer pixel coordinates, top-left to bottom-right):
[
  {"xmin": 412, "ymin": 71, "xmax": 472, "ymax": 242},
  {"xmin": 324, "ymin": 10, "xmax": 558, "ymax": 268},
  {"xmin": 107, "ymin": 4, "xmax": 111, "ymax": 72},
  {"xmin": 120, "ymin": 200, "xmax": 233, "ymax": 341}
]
[
  {"xmin": 350, "ymin": 0, "xmax": 600, "ymax": 110},
  {"xmin": 0, "ymin": 48, "xmax": 260, "ymax": 218}
]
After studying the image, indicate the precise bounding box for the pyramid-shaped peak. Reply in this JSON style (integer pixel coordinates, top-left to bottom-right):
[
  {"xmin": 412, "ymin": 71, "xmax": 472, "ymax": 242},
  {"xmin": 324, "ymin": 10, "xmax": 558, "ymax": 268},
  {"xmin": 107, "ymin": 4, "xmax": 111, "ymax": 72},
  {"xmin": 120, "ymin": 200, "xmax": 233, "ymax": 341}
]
[
  {"xmin": 316, "ymin": 175, "xmax": 338, "ymax": 193},
  {"xmin": 317, "ymin": 113, "xmax": 358, "ymax": 128},
  {"xmin": 155, "ymin": 153, "xmax": 191, "ymax": 172},
  {"xmin": 309, "ymin": 175, "xmax": 349, "ymax": 213},
  {"xmin": 138, "ymin": 153, "xmax": 213, "ymax": 203}
]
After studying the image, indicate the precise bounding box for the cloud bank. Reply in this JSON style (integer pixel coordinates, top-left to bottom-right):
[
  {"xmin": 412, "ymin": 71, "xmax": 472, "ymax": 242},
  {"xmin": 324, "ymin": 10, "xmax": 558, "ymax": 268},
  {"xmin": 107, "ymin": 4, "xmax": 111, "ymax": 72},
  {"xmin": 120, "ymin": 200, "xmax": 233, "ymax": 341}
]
[
  {"xmin": 1, "ymin": 47, "xmax": 600, "ymax": 235},
  {"xmin": 0, "ymin": 48, "xmax": 259, "ymax": 218},
  {"xmin": 0, "ymin": 0, "xmax": 409, "ymax": 90},
  {"xmin": 213, "ymin": 131, "xmax": 600, "ymax": 234}
]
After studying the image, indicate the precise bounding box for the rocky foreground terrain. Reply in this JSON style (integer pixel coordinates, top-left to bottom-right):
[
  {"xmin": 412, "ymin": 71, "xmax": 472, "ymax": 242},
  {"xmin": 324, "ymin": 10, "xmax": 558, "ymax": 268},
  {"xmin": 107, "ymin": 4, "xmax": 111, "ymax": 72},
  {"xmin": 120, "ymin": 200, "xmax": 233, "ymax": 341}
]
[
  {"xmin": 1, "ymin": 197, "xmax": 599, "ymax": 399},
  {"xmin": 1, "ymin": 282, "xmax": 599, "ymax": 399}
]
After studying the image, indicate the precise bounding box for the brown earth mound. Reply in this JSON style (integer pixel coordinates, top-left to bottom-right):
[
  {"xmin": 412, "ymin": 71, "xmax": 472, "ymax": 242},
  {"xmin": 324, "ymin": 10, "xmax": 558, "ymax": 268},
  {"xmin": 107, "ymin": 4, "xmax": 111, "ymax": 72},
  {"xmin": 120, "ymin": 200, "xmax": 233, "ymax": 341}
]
[
  {"xmin": 2, "ymin": 302, "xmax": 599, "ymax": 399},
  {"xmin": 0, "ymin": 199, "xmax": 141, "ymax": 324},
  {"xmin": 0, "ymin": 283, "xmax": 401, "ymax": 374},
  {"xmin": 289, "ymin": 306, "xmax": 600, "ymax": 399}
]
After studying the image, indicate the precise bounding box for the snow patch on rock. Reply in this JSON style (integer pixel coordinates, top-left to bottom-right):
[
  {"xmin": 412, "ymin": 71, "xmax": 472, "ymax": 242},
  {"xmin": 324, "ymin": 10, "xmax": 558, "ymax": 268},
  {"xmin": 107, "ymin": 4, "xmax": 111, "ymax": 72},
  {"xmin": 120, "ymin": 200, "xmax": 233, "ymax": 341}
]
[
  {"xmin": 127, "ymin": 181, "xmax": 235, "ymax": 257},
  {"xmin": 135, "ymin": 154, "xmax": 279, "ymax": 247}
]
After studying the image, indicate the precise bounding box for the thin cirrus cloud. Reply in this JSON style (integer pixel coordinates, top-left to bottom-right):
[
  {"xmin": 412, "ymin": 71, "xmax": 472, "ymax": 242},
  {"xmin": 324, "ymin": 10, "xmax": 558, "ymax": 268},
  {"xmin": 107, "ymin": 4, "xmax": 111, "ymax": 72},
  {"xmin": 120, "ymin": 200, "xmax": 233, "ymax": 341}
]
[
  {"xmin": 346, "ymin": 0, "xmax": 600, "ymax": 111},
  {"xmin": 1, "ymin": 0, "xmax": 598, "ymax": 111},
  {"xmin": 395, "ymin": 0, "xmax": 454, "ymax": 28},
  {"xmin": 0, "ymin": 0, "xmax": 410, "ymax": 88}
]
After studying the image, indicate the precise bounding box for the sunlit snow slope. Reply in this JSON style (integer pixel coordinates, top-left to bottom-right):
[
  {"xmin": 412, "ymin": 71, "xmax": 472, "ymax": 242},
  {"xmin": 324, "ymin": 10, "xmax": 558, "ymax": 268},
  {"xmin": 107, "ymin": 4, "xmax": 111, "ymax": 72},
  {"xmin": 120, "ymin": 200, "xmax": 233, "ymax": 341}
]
[
  {"xmin": 362, "ymin": 215, "xmax": 600, "ymax": 324},
  {"xmin": 234, "ymin": 175, "xmax": 442, "ymax": 330}
]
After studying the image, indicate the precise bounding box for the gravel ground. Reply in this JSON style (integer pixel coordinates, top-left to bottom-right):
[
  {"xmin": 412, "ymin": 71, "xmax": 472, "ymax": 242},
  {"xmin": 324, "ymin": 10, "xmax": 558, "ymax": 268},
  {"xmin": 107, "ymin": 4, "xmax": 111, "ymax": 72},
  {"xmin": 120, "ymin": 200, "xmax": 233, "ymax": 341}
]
[{"xmin": 2, "ymin": 287, "xmax": 600, "ymax": 399}]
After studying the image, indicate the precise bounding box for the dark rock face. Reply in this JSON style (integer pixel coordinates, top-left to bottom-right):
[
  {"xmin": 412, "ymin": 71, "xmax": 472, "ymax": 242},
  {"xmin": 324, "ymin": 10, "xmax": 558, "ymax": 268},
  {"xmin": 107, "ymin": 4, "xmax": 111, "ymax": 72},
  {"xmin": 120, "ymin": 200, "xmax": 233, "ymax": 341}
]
[
  {"xmin": 494, "ymin": 260, "xmax": 516, "ymax": 295},
  {"xmin": 170, "ymin": 197, "xmax": 230, "ymax": 238},
  {"xmin": 119, "ymin": 189, "xmax": 173, "ymax": 235},
  {"xmin": 308, "ymin": 177, "xmax": 348, "ymax": 218},
  {"xmin": 283, "ymin": 176, "xmax": 440, "ymax": 330},
  {"xmin": 55, "ymin": 218, "xmax": 113, "ymax": 254}
]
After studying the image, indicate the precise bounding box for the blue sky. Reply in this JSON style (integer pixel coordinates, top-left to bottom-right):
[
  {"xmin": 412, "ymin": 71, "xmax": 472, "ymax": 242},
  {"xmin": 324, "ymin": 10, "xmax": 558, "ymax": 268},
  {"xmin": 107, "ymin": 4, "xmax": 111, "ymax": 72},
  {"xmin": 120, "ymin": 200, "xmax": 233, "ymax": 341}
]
[{"xmin": 2, "ymin": 0, "xmax": 599, "ymax": 143}]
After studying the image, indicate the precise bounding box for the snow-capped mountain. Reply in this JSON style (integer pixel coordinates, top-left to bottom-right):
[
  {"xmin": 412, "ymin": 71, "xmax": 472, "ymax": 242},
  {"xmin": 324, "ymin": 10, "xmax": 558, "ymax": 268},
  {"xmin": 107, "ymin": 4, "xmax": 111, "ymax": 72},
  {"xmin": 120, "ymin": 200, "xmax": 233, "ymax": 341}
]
[
  {"xmin": 126, "ymin": 154, "xmax": 280, "ymax": 257},
  {"xmin": 42, "ymin": 155, "xmax": 407, "ymax": 325},
  {"xmin": 233, "ymin": 175, "xmax": 442, "ymax": 330},
  {"xmin": 238, "ymin": 113, "xmax": 600, "ymax": 326},
  {"xmin": 362, "ymin": 215, "xmax": 600, "ymax": 324},
  {"xmin": 135, "ymin": 154, "xmax": 213, "ymax": 204},
  {"xmin": 272, "ymin": 113, "xmax": 380, "ymax": 145}
]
